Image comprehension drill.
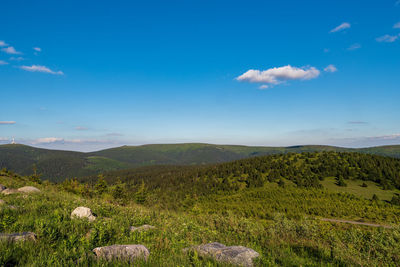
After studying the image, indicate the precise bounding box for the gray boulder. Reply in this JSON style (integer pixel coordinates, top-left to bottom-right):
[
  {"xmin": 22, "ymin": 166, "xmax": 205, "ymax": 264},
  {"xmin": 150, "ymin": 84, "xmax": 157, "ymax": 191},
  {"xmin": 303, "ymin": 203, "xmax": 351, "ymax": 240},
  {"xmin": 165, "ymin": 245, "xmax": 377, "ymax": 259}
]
[
  {"xmin": 185, "ymin": 242, "xmax": 259, "ymax": 267},
  {"xmin": 71, "ymin": 207, "xmax": 96, "ymax": 222},
  {"xmin": 18, "ymin": 186, "xmax": 41, "ymax": 193},
  {"xmin": 1, "ymin": 188, "xmax": 19, "ymax": 195},
  {"xmin": 93, "ymin": 244, "xmax": 150, "ymax": 261},
  {"xmin": 0, "ymin": 232, "xmax": 36, "ymax": 242},
  {"xmin": 0, "ymin": 184, "xmax": 6, "ymax": 192},
  {"xmin": 130, "ymin": 224, "xmax": 156, "ymax": 232}
]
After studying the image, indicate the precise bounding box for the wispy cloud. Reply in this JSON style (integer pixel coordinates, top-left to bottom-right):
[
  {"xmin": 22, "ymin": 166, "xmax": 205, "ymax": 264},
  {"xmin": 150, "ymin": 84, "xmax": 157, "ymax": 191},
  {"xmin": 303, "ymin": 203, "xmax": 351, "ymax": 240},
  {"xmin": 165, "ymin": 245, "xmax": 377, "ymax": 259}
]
[
  {"xmin": 20, "ymin": 65, "xmax": 64, "ymax": 75},
  {"xmin": 33, "ymin": 47, "xmax": 41, "ymax": 52},
  {"xmin": 347, "ymin": 43, "xmax": 361, "ymax": 50},
  {"xmin": 1, "ymin": 46, "xmax": 22, "ymax": 55},
  {"xmin": 236, "ymin": 65, "xmax": 320, "ymax": 88},
  {"xmin": 324, "ymin": 64, "xmax": 337, "ymax": 73},
  {"xmin": 0, "ymin": 60, "xmax": 8, "ymax": 65},
  {"xmin": 107, "ymin": 133, "xmax": 124, "ymax": 137},
  {"xmin": 0, "ymin": 121, "xmax": 16, "ymax": 125},
  {"xmin": 0, "ymin": 40, "xmax": 8, "ymax": 47},
  {"xmin": 33, "ymin": 137, "xmax": 64, "ymax": 144},
  {"xmin": 394, "ymin": 22, "xmax": 400, "ymax": 29},
  {"xmin": 9, "ymin": 56, "xmax": 24, "ymax": 61},
  {"xmin": 376, "ymin": 34, "xmax": 399, "ymax": 43},
  {"xmin": 348, "ymin": 121, "xmax": 368, "ymax": 125},
  {"xmin": 330, "ymin": 22, "xmax": 351, "ymax": 33},
  {"xmin": 75, "ymin": 126, "xmax": 88, "ymax": 131}
]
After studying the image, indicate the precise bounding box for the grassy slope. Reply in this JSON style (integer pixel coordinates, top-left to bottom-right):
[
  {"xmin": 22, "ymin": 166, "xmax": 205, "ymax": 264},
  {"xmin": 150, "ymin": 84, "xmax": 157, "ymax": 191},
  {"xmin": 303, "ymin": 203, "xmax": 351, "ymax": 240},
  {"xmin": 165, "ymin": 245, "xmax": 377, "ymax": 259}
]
[
  {"xmin": 1, "ymin": 173, "xmax": 400, "ymax": 266},
  {"xmin": 1, "ymin": 143, "xmax": 400, "ymax": 181}
]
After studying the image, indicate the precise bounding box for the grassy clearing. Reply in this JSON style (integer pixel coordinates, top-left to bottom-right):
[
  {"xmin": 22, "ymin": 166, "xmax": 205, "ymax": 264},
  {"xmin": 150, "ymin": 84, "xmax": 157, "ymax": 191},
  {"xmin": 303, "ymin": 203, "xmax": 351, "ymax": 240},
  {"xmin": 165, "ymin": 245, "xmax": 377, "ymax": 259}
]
[{"xmin": 320, "ymin": 177, "xmax": 400, "ymax": 201}]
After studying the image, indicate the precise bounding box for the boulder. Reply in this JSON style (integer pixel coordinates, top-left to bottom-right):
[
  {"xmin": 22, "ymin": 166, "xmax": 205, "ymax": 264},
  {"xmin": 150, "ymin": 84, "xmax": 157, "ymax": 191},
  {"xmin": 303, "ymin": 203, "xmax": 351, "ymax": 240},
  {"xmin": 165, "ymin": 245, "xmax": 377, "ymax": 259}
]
[
  {"xmin": 0, "ymin": 232, "xmax": 36, "ymax": 242},
  {"xmin": 130, "ymin": 224, "xmax": 156, "ymax": 232},
  {"xmin": 1, "ymin": 188, "xmax": 19, "ymax": 195},
  {"xmin": 184, "ymin": 242, "xmax": 259, "ymax": 267},
  {"xmin": 71, "ymin": 207, "xmax": 96, "ymax": 222},
  {"xmin": 18, "ymin": 186, "xmax": 41, "ymax": 193},
  {"xmin": 93, "ymin": 244, "xmax": 149, "ymax": 262},
  {"xmin": 0, "ymin": 184, "xmax": 6, "ymax": 192}
]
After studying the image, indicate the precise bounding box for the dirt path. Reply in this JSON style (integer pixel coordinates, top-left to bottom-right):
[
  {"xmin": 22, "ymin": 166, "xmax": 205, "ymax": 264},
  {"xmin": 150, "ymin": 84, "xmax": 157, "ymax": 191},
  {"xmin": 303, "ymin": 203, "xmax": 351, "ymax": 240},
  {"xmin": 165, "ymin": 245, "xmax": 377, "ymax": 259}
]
[{"xmin": 320, "ymin": 218, "xmax": 393, "ymax": 229}]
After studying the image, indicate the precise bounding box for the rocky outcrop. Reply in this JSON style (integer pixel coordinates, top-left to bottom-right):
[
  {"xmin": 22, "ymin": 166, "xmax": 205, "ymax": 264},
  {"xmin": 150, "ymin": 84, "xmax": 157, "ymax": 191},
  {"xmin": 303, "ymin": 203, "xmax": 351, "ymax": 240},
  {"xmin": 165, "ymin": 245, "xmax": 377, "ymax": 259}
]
[
  {"xmin": 1, "ymin": 188, "xmax": 19, "ymax": 195},
  {"xmin": 0, "ymin": 184, "xmax": 6, "ymax": 192},
  {"xmin": 130, "ymin": 224, "xmax": 156, "ymax": 232},
  {"xmin": 71, "ymin": 207, "xmax": 96, "ymax": 222},
  {"xmin": 93, "ymin": 244, "xmax": 150, "ymax": 262},
  {"xmin": 184, "ymin": 242, "xmax": 259, "ymax": 267},
  {"xmin": 18, "ymin": 186, "xmax": 41, "ymax": 193},
  {"xmin": 0, "ymin": 232, "xmax": 37, "ymax": 242}
]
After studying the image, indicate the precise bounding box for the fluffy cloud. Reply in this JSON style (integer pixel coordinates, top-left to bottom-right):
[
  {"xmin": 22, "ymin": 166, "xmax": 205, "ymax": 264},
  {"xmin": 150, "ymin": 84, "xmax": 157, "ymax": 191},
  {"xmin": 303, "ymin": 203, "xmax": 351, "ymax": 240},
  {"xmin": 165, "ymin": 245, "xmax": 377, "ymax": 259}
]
[
  {"xmin": 0, "ymin": 121, "xmax": 16, "ymax": 125},
  {"xmin": 324, "ymin": 64, "xmax": 337, "ymax": 73},
  {"xmin": 330, "ymin": 22, "xmax": 351, "ymax": 33},
  {"xmin": 33, "ymin": 47, "xmax": 41, "ymax": 52},
  {"xmin": 0, "ymin": 60, "xmax": 8, "ymax": 65},
  {"xmin": 20, "ymin": 65, "xmax": 64, "ymax": 75},
  {"xmin": 236, "ymin": 65, "xmax": 320, "ymax": 87},
  {"xmin": 376, "ymin": 34, "xmax": 399, "ymax": 43},
  {"xmin": 394, "ymin": 22, "xmax": 400, "ymax": 29},
  {"xmin": 1, "ymin": 46, "xmax": 22, "ymax": 55},
  {"xmin": 0, "ymin": 40, "xmax": 8, "ymax": 47},
  {"xmin": 347, "ymin": 43, "xmax": 361, "ymax": 50}
]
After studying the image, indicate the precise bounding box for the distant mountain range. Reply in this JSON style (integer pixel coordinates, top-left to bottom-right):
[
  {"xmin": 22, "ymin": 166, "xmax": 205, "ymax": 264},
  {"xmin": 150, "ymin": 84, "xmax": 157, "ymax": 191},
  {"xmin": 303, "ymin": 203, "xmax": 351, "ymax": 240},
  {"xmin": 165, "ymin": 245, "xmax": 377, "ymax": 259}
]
[{"xmin": 1, "ymin": 143, "xmax": 400, "ymax": 182}]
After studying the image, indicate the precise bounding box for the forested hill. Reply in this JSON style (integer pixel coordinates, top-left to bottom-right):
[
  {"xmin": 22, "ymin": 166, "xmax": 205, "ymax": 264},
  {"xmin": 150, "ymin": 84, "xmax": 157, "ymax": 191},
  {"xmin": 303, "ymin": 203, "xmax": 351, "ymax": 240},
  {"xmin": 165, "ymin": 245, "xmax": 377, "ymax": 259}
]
[
  {"xmin": 80, "ymin": 151, "xmax": 400, "ymax": 205},
  {"xmin": 1, "ymin": 143, "xmax": 400, "ymax": 182}
]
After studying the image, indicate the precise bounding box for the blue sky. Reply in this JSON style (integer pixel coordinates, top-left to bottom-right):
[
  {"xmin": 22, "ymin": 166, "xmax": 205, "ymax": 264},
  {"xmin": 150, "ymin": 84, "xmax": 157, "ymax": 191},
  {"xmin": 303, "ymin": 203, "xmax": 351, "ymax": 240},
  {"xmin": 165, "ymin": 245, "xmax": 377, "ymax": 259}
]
[{"xmin": 1, "ymin": 0, "xmax": 400, "ymax": 151}]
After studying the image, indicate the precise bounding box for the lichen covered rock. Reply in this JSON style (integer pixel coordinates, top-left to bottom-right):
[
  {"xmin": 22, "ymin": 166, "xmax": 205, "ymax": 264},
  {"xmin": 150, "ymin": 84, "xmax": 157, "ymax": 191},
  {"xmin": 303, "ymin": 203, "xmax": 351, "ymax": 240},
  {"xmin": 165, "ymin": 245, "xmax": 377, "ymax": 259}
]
[
  {"xmin": 185, "ymin": 242, "xmax": 259, "ymax": 267},
  {"xmin": 93, "ymin": 244, "xmax": 150, "ymax": 261}
]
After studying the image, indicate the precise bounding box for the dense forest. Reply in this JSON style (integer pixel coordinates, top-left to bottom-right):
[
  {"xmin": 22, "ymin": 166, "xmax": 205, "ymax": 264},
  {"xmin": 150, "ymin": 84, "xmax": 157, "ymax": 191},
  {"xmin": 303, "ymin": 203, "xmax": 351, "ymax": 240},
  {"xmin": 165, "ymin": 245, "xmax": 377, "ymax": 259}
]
[{"xmin": 74, "ymin": 152, "xmax": 400, "ymax": 211}]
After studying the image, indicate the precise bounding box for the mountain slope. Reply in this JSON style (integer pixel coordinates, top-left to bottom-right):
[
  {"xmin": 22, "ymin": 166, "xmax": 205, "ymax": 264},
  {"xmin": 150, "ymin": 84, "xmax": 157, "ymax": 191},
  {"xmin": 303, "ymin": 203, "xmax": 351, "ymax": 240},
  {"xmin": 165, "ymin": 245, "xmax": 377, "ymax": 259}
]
[{"xmin": 1, "ymin": 143, "xmax": 400, "ymax": 181}]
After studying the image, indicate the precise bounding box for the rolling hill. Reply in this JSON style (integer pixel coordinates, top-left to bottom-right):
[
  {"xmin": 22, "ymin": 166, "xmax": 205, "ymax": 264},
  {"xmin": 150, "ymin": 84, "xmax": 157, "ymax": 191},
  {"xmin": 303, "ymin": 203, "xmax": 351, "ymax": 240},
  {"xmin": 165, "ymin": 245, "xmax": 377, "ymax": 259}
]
[{"xmin": 1, "ymin": 143, "xmax": 400, "ymax": 182}]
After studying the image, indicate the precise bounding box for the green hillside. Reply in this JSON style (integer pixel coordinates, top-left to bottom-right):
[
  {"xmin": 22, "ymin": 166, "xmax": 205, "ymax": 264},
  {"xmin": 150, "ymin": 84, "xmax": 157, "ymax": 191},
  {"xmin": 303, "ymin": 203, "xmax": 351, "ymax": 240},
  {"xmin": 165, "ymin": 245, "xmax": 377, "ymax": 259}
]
[
  {"xmin": 1, "ymin": 152, "xmax": 400, "ymax": 266},
  {"xmin": 1, "ymin": 143, "xmax": 400, "ymax": 182}
]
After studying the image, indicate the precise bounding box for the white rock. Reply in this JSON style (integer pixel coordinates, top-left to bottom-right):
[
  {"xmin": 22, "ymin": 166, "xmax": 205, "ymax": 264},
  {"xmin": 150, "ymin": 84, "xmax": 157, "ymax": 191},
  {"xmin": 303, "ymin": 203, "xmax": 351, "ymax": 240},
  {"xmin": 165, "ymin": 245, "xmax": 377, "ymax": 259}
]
[{"xmin": 71, "ymin": 206, "xmax": 96, "ymax": 222}]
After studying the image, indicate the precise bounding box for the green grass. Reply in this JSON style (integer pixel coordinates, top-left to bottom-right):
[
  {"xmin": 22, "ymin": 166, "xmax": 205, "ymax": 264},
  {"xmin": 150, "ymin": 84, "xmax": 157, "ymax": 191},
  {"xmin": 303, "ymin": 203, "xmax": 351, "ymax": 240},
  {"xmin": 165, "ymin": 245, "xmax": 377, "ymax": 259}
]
[
  {"xmin": 1, "ymin": 173, "xmax": 400, "ymax": 266},
  {"xmin": 320, "ymin": 177, "xmax": 400, "ymax": 201}
]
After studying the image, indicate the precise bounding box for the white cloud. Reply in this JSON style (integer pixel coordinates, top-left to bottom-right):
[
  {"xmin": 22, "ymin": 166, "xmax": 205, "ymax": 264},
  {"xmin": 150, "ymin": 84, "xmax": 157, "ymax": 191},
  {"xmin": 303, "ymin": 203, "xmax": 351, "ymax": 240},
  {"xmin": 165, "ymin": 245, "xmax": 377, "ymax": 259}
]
[
  {"xmin": 376, "ymin": 34, "xmax": 398, "ymax": 43},
  {"xmin": 347, "ymin": 43, "xmax": 361, "ymax": 50},
  {"xmin": 33, "ymin": 137, "xmax": 64, "ymax": 144},
  {"xmin": 394, "ymin": 22, "xmax": 400, "ymax": 29},
  {"xmin": 236, "ymin": 65, "xmax": 320, "ymax": 87},
  {"xmin": 0, "ymin": 121, "xmax": 16, "ymax": 125},
  {"xmin": 324, "ymin": 64, "xmax": 337, "ymax": 73},
  {"xmin": 0, "ymin": 40, "xmax": 8, "ymax": 47},
  {"xmin": 1, "ymin": 46, "xmax": 22, "ymax": 55},
  {"xmin": 259, "ymin": 85, "xmax": 269, "ymax": 89},
  {"xmin": 0, "ymin": 60, "xmax": 8, "ymax": 65},
  {"xmin": 33, "ymin": 47, "xmax": 41, "ymax": 52},
  {"xmin": 20, "ymin": 65, "xmax": 64, "ymax": 75},
  {"xmin": 330, "ymin": 22, "xmax": 351, "ymax": 33},
  {"xmin": 9, "ymin": 56, "xmax": 24, "ymax": 61}
]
